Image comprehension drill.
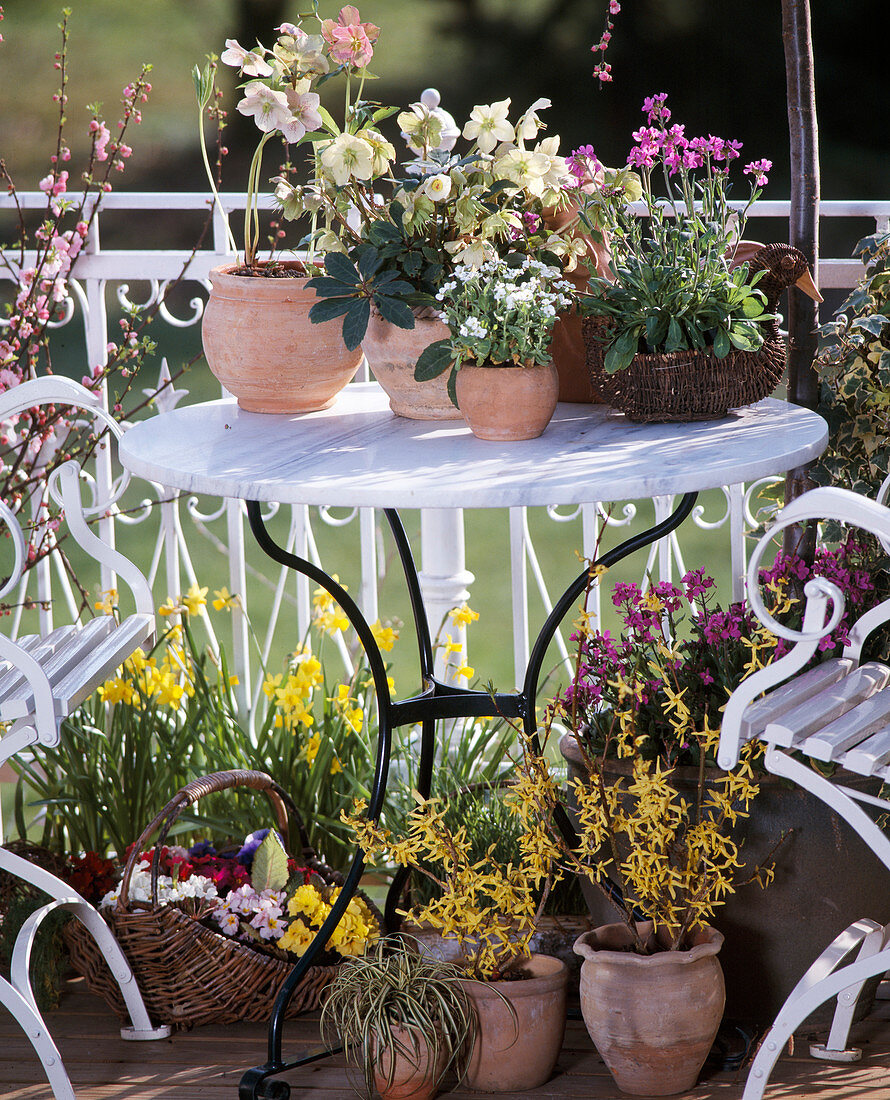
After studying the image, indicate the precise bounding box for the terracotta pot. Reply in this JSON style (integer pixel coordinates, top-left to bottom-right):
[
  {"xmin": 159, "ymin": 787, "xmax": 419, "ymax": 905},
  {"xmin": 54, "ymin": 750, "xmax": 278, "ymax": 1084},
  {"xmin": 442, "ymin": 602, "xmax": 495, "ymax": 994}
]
[
  {"xmin": 363, "ymin": 307, "xmax": 462, "ymax": 420},
  {"xmin": 559, "ymin": 734, "xmax": 890, "ymax": 1024},
  {"xmin": 454, "ymin": 361, "xmax": 559, "ymax": 441},
  {"xmin": 541, "ymin": 198, "xmax": 610, "ymax": 404},
  {"xmin": 460, "ymin": 954, "xmax": 567, "ymax": 1092},
  {"xmin": 373, "ymin": 1024, "xmax": 448, "ymax": 1100},
  {"xmin": 575, "ymin": 922, "xmax": 725, "ymax": 1096},
  {"xmin": 201, "ymin": 261, "xmax": 362, "ymax": 414}
]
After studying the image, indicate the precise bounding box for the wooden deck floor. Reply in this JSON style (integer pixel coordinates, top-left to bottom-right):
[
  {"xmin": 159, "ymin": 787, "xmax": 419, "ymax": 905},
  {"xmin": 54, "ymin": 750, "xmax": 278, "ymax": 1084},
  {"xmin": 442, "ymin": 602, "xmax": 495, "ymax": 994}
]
[{"xmin": 4, "ymin": 978, "xmax": 890, "ymax": 1099}]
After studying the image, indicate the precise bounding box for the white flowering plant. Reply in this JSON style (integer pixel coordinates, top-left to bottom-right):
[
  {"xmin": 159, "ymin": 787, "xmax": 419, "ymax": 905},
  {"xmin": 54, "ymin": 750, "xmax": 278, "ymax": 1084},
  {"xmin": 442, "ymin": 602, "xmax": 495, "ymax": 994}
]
[{"xmin": 412, "ymin": 255, "xmax": 574, "ymax": 405}]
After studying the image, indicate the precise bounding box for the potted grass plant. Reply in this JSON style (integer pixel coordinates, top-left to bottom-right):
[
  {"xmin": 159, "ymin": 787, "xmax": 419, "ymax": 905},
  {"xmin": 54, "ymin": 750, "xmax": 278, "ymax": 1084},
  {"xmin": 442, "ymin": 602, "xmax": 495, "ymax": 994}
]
[{"xmin": 320, "ymin": 937, "xmax": 476, "ymax": 1100}]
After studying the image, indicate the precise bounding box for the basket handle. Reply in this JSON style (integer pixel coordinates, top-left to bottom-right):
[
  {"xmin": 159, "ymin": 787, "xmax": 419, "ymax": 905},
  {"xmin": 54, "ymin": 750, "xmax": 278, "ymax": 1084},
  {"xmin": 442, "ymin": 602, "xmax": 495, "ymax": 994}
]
[{"xmin": 116, "ymin": 769, "xmax": 315, "ymax": 912}]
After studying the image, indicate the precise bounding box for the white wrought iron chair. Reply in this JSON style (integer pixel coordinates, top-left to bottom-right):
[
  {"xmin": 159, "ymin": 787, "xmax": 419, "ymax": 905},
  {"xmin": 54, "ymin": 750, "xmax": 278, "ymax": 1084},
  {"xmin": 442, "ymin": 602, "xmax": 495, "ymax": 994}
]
[
  {"xmin": 718, "ymin": 484, "xmax": 890, "ymax": 1099},
  {"xmin": 0, "ymin": 377, "xmax": 170, "ymax": 1099}
]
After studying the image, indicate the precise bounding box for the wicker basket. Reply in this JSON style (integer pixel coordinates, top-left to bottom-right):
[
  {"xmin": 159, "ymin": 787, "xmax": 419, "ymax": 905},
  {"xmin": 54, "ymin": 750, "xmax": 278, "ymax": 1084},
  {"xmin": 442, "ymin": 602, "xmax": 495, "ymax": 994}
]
[
  {"xmin": 64, "ymin": 770, "xmax": 350, "ymax": 1029},
  {"xmin": 582, "ymin": 315, "xmax": 786, "ymax": 423}
]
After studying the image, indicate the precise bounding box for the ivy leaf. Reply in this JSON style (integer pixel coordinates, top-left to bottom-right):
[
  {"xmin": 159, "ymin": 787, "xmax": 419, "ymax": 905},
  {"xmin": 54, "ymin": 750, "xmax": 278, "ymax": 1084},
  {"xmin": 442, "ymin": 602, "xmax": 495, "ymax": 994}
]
[
  {"xmin": 251, "ymin": 831, "xmax": 289, "ymax": 892},
  {"xmin": 414, "ymin": 339, "xmax": 454, "ymax": 380},
  {"xmin": 851, "ymin": 314, "xmax": 890, "ymax": 337}
]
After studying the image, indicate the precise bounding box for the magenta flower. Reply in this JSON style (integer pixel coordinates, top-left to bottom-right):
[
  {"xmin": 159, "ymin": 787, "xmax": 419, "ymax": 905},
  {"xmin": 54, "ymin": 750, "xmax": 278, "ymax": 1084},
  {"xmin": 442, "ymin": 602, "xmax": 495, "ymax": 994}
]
[
  {"xmin": 642, "ymin": 93, "xmax": 671, "ymax": 125},
  {"xmin": 744, "ymin": 158, "xmax": 772, "ymax": 186}
]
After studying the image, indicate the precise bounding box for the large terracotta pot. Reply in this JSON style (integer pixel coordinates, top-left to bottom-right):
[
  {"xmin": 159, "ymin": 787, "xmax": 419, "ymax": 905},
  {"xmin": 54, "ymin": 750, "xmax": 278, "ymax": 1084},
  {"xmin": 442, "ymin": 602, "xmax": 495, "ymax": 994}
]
[
  {"xmin": 201, "ymin": 261, "xmax": 362, "ymax": 414},
  {"xmin": 560, "ymin": 734, "xmax": 890, "ymax": 1023},
  {"xmin": 455, "ymin": 361, "xmax": 559, "ymax": 441},
  {"xmin": 363, "ymin": 307, "xmax": 462, "ymax": 420},
  {"xmin": 372, "ymin": 1024, "xmax": 448, "ymax": 1100},
  {"xmin": 574, "ymin": 922, "xmax": 725, "ymax": 1096},
  {"xmin": 460, "ymin": 954, "xmax": 567, "ymax": 1092}
]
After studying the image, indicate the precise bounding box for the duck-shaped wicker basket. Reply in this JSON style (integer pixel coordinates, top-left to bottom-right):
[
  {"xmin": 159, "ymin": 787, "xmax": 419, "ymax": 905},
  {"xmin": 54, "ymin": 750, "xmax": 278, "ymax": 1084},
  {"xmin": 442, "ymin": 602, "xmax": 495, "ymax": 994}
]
[{"xmin": 582, "ymin": 243, "xmax": 821, "ymax": 422}]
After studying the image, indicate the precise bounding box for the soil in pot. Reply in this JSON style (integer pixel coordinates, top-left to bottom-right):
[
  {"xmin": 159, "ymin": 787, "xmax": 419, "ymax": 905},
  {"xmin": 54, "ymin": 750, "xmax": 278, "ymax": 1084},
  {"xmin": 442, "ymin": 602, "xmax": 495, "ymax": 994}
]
[
  {"xmin": 202, "ymin": 261, "xmax": 362, "ymax": 414},
  {"xmin": 460, "ymin": 954, "xmax": 567, "ymax": 1092}
]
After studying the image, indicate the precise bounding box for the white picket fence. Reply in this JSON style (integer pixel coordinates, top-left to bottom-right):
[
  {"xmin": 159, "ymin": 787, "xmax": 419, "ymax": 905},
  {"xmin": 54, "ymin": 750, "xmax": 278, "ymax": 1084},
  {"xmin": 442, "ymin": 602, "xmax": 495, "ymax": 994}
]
[{"xmin": 2, "ymin": 190, "xmax": 889, "ymax": 723}]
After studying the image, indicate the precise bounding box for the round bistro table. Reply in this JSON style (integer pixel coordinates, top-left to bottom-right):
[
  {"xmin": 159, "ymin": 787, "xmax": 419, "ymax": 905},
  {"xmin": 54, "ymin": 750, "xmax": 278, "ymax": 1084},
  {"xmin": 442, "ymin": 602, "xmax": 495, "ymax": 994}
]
[{"xmin": 119, "ymin": 383, "xmax": 827, "ymax": 1099}]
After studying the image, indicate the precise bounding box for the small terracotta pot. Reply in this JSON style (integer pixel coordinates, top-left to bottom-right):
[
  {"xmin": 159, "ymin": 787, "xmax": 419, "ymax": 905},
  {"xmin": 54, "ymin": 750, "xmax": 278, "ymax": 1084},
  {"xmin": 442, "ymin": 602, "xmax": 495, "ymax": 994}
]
[
  {"xmin": 201, "ymin": 261, "xmax": 362, "ymax": 414},
  {"xmin": 363, "ymin": 307, "xmax": 463, "ymax": 420},
  {"xmin": 454, "ymin": 361, "xmax": 559, "ymax": 441},
  {"xmin": 372, "ymin": 1024, "xmax": 448, "ymax": 1100},
  {"xmin": 574, "ymin": 922, "xmax": 725, "ymax": 1096},
  {"xmin": 460, "ymin": 954, "xmax": 568, "ymax": 1092}
]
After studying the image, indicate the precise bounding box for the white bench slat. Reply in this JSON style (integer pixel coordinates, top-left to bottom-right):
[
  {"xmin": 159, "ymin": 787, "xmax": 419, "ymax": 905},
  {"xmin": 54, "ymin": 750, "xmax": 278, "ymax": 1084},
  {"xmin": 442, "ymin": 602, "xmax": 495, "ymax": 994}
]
[
  {"xmin": 0, "ymin": 625, "xmax": 80, "ymax": 704},
  {"xmin": 50, "ymin": 614, "xmax": 154, "ymax": 714},
  {"xmin": 845, "ymin": 726, "xmax": 890, "ymax": 776},
  {"xmin": 740, "ymin": 657, "xmax": 856, "ymax": 743},
  {"xmin": 0, "ymin": 617, "xmax": 116, "ymax": 720},
  {"xmin": 763, "ymin": 662, "xmax": 890, "ymax": 748},
  {"xmin": 802, "ymin": 687, "xmax": 890, "ymax": 762}
]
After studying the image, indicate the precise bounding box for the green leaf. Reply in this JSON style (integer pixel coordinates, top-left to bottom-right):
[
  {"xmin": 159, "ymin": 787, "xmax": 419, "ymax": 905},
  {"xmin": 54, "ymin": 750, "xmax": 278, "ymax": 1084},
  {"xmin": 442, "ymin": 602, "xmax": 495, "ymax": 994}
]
[
  {"xmin": 447, "ymin": 366, "xmax": 460, "ymax": 408},
  {"xmin": 374, "ymin": 295, "xmax": 416, "ymax": 330},
  {"xmin": 309, "ymin": 297, "xmax": 356, "ymax": 324},
  {"xmin": 342, "ymin": 297, "xmax": 371, "ymax": 351},
  {"xmin": 603, "ymin": 329, "xmax": 639, "ymax": 374},
  {"xmin": 370, "ymin": 105, "xmax": 400, "ymax": 123},
  {"xmin": 356, "ymin": 248, "xmax": 383, "ymax": 280},
  {"xmin": 316, "ymin": 104, "xmax": 340, "ymax": 135},
  {"xmin": 251, "ymin": 830, "xmax": 289, "ymax": 892},
  {"xmin": 852, "ymin": 314, "xmax": 890, "ymax": 337},
  {"xmin": 324, "ymin": 251, "xmax": 360, "ymax": 285},
  {"xmin": 306, "ymin": 276, "xmax": 359, "ymax": 297},
  {"xmin": 664, "ymin": 317, "xmax": 685, "ymax": 353},
  {"xmin": 714, "ymin": 327, "xmax": 731, "ymax": 358},
  {"xmin": 741, "ymin": 294, "xmax": 767, "ymax": 319},
  {"xmin": 728, "ymin": 322, "xmax": 763, "ymax": 351},
  {"xmin": 414, "ymin": 340, "xmax": 454, "ymax": 381}
]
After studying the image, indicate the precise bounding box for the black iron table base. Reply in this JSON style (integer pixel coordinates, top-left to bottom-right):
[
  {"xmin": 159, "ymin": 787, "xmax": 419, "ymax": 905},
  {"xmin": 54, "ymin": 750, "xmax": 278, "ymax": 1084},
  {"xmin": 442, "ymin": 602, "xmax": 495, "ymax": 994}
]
[{"xmin": 238, "ymin": 492, "xmax": 697, "ymax": 1099}]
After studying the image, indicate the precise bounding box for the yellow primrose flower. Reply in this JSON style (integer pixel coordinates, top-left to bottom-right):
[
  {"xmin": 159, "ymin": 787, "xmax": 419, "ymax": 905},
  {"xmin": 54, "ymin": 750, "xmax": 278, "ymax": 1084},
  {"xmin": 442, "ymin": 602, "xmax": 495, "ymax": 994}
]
[
  {"xmin": 94, "ymin": 588, "xmax": 118, "ymax": 614},
  {"xmin": 183, "ymin": 584, "xmax": 208, "ymax": 616},
  {"xmin": 449, "ymin": 603, "xmax": 480, "ymax": 628}
]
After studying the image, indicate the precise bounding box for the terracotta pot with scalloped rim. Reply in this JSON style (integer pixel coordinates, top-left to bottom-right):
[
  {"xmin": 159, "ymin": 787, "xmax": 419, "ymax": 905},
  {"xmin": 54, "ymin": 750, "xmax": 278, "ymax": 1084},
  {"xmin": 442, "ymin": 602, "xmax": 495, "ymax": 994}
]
[
  {"xmin": 575, "ymin": 922, "xmax": 724, "ymax": 1096},
  {"xmin": 202, "ymin": 261, "xmax": 362, "ymax": 414}
]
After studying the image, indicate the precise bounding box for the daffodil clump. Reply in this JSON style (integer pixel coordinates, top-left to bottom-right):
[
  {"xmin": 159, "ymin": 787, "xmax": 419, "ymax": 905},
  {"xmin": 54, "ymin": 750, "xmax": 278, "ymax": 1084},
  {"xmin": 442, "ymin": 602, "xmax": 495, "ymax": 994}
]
[{"xmin": 346, "ymin": 790, "xmax": 558, "ymax": 982}]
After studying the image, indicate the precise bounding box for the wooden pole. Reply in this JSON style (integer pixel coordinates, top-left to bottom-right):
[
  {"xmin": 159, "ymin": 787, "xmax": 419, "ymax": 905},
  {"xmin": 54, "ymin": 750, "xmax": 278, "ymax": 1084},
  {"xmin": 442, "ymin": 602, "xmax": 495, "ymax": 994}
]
[{"xmin": 782, "ymin": 0, "xmax": 820, "ymax": 558}]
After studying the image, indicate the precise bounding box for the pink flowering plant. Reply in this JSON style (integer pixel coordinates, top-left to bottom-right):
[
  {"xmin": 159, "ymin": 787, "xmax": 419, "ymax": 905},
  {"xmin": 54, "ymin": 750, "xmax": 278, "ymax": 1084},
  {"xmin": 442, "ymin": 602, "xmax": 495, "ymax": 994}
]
[
  {"xmin": 560, "ymin": 546, "xmax": 877, "ymax": 769},
  {"xmin": 577, "ymin": 93, "xmax": 778, "ymax": 373}
]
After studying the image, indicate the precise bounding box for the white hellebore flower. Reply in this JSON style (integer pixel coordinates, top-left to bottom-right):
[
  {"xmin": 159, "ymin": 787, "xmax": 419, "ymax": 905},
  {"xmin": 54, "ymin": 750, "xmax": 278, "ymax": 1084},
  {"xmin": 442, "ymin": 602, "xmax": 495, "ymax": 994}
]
[
  {"xmin": 515, "ymin": 98, "xmax": 551, "ymax": 143},
  {"xmin": 220, "ymin": 39, "xmax": 274, "ymax": 78},
  {"xmin": 444, "ymin": 238, "xmax": 496, "ymax": 269},
  {"xmin": 494, "ymin": 148, "xmax": 551, "ymax": 197},
  {"xmin": 237, "ymin": 81, "xmax": 291, "ymax": 134},
  {"xmin": 423, "ymin": 173, "xmax": 452, "ymax": 202},
  {"xmin": 462, "ymin": 99, "xmax": 514, "ymax": 155},
  {"xmin": 357, "ymin": 128, "xmax": 397, "ymax": 176},
  {"xmin": 320, "ymin": 133, "xmax": 376, "ymax": 186},
  {"xmin": 280, "ymin": 89, "xmax": 322, "ymax": 143}
]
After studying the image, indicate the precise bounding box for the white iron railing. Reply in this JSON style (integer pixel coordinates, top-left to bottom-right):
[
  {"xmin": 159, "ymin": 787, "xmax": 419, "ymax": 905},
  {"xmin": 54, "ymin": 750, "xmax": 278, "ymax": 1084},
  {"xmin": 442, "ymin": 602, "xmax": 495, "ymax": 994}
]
[{"xmin": 2, "ymin": 190, "xmax": 888, "ymax": 719}]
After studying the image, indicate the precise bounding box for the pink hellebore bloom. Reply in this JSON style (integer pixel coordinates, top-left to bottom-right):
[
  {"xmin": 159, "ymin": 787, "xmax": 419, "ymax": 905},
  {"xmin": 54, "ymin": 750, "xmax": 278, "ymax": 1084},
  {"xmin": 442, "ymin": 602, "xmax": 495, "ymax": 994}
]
[
  {"xmin": 237, "ymin": 81, "xmax": 291, "ymax": 134},
  {"xmin": 280, "ymin": 89, "xmax": 322, "ymax": 143},
  {"xmin": 220, "ymin": 39, "xmax": 274, "ymax": 77},
  {"xmin": 321, "ymin": 5, "xmax": 379, "ymax": 68}
]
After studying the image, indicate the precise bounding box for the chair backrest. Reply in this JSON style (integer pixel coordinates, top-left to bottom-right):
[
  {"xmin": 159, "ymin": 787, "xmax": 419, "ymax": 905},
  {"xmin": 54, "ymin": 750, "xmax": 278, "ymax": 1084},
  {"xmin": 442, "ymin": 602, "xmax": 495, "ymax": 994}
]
[
  {"xmin": 717, "ymin": 486, "xmax": 890, "ymax": 771},
  {"xmin": 0, "ymin": 378, "xmax": 154, "ymax": 761}
]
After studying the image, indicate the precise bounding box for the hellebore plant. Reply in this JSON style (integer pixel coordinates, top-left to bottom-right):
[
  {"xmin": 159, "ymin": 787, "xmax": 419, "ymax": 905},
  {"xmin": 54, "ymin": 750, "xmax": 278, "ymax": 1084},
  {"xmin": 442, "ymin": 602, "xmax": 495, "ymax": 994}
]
[
  {"xmin": 579, "ymin": 94, "xmax": 778, "ymax": 373},
  {"xmin": 194, "ymin": 4, "xmax": 387, "ymax": 270}
]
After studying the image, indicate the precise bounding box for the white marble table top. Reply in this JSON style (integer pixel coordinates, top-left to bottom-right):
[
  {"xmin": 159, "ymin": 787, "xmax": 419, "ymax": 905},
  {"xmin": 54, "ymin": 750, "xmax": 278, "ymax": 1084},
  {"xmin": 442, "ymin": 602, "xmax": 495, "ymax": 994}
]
[{"xmin": 119, "ymin": 383, "xmax": 828, "ymax": 509}]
